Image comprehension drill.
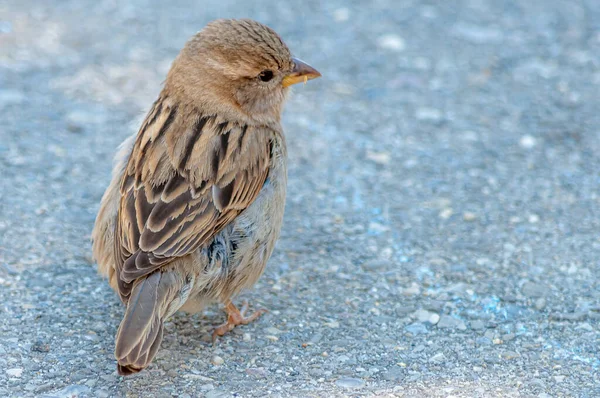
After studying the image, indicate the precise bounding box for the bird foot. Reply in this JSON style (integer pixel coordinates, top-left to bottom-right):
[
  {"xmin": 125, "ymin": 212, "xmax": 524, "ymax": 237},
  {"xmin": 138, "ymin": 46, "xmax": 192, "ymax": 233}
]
[{"xmin": 212, "ymin": 300, "xmax": 267, "ymax": 343}]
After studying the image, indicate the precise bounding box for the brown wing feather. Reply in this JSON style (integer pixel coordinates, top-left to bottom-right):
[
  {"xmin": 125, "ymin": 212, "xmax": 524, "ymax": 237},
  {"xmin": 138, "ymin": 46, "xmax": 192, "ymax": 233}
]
[{"xmin": 114, "ymin": 96, "xmax": 272, "ymax": 301}]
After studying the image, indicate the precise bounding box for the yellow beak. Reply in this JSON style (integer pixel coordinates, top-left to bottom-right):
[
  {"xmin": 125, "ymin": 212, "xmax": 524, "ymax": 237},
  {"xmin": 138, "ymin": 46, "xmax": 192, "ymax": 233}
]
[{"xmin": 282, "ymin": 58, "xmax": 322, "ymax": 88}]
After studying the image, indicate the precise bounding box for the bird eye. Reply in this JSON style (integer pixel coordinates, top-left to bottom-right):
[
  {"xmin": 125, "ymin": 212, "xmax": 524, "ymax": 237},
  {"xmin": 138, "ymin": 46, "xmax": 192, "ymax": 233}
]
[{"xmin": 258, "ymin": 70, "xmax": 274, "ymax": 82}]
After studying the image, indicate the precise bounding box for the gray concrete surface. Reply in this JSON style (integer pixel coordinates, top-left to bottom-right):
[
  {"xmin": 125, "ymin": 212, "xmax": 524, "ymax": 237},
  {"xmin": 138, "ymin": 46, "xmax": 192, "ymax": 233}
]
[{"xmin": 1, "ymin": 0, "xmax": 600, "ymax": 397}]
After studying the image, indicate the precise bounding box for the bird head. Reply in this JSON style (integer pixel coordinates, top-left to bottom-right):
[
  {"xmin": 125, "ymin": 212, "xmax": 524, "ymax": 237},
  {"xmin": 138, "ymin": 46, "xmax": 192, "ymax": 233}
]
[{"xmin": 165, "ymin": 19, "xmax": 321, "ymax": 124}]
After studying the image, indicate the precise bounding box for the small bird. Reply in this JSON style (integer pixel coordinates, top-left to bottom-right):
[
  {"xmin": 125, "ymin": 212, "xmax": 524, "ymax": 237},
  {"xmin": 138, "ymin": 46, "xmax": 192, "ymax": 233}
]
[{"xmin": 91, "ymin": 19, "xmax": 320, "ymax": 375}]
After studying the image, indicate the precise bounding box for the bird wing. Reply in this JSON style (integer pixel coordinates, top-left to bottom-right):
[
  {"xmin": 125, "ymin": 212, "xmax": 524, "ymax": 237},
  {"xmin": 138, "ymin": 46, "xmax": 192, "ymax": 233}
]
[{"xmin": 114, "ymin": 97, "xmax": 272, "ymax": 301}]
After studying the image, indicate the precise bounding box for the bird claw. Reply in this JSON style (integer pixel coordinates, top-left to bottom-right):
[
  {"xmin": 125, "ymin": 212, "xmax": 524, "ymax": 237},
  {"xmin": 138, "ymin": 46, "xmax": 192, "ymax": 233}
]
[{"xmin": 211, "ymin": 301, "xmax": 268, "ymax": 344}]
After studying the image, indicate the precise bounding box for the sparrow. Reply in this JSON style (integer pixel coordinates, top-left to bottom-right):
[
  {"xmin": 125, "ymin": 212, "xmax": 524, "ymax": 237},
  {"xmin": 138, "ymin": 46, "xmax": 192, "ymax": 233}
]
[{"xmin": 91, "ymin": 18, "xmax": 321, "ymax": 375}]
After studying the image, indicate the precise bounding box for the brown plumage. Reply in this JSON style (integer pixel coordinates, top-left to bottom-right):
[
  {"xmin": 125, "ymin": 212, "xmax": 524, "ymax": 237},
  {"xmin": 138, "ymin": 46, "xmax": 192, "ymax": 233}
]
[{"xmin": 91, "ymin": 19, "xmax": 321, "ymax": 376}]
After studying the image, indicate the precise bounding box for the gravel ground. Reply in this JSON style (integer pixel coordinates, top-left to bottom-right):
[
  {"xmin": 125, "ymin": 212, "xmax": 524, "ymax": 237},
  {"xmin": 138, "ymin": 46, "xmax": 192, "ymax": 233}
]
[{"xmin": 1, "ymin": 0, "xmax": 600, "ymax": 397}]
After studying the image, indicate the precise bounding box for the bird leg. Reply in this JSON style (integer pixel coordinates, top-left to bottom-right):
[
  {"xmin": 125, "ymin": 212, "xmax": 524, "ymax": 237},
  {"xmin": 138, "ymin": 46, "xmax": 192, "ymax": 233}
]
[{"xmin": 212, "ymin": 300, "xmax": 267, "ymax": 342}]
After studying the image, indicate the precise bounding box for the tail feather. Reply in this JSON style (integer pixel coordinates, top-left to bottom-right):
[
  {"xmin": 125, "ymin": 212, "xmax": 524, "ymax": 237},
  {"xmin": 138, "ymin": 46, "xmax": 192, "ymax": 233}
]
[{"xmin": 114, "ymin": 270, "xmax": 192, "ymax": 375}]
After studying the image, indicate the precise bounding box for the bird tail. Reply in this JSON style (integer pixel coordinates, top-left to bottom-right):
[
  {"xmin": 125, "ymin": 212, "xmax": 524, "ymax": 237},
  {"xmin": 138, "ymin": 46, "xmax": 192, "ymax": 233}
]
[{"xmin": 114, "ymin": 270, "xmax": 193, "ymax": 376}]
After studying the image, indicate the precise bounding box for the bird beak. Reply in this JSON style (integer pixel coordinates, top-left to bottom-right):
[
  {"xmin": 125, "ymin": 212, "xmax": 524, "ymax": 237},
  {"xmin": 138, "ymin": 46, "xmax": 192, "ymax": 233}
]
[{"xmin": 282, "ymin": 58, "xmax": 322, "ymax": 88}]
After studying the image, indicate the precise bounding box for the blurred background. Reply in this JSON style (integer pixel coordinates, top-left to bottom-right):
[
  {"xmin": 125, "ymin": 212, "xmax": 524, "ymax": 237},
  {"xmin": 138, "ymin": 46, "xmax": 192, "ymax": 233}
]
[{"xmin": 1, "ymin": 0, "xmax": 599, "ymax": 397}]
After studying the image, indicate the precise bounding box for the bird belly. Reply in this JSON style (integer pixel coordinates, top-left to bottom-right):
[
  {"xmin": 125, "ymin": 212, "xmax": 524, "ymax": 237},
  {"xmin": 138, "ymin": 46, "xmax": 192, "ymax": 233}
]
[{"xmin": 184, "ymin": 154, "xmax": 287, "ymax": 306}]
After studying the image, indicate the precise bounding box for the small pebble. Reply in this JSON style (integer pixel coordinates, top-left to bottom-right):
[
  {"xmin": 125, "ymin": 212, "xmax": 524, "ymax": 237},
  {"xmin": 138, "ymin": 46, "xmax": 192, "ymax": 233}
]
[
  {"xmin": 428, "ymin": 313, "xmax": 440, "ymax": 325},
  {"xmin": 429, "ymin": 353, "xmax": 445, "ymax": 363},
  {"xmin": 333, "ymin": 8, "xmax": 350, "ymax": 22},
  {"xmin": 402, "ymin": 283, "xmax": 421, "ymax": 296},
  {"xmin": 383, "ymin": 366, "xmax": 404, "ymax": 381},
  {"xmin": 31, "ymin": 341, "xmax": 50, "ymax": 353},
  {"xmin": 416, "ymin": 107, "xmax": 443, "ymax": 121},
  {"xmin": 405, "ymin": 322, "xmax": 428, "ymax": 335},
  {"xmin": 1, "ymin": 263, "xmax": 17, "ymax": 275},
  {"xmin": 245, "ymin": 367, "xmax": 268, "ymax": 378},
  {"xmin": 200, "ymin": 384, "xmax": 215, "ymax": 392},
  {"xmin": 439, "ymin": 208, "xmax": 453, "ymax": 219},
  {"xmin": 66, "ymin": 110, "xmax": 106, "ymax": 126},
  {"xmin": 461, "ymin": 130, "xmax": 479, "ymax": 141},
  {"xmin": 366, "ymin": 150, "xmax": 391, "ymax": 165},
  {"xmin": 414, "ymin": 309, "xmax": 440, "ymax": 325},
  {"xmin": 535, "ymin": 298, "xmax": 546, "ymax": 310},
  {"xmin": 335, "ymin": 377, "xmax": 364, "ymax": 388},
  {"xmin": 324, "ymin": 320, "xmax": 340, "ymax": 328},
  {"xmin": 437, "ymin": 315, "xmax": 467, "ymax": 331},
  {"xmin": 48, "ymin": 385, "xmax": 91, "ymax": 397},
  {"xmin": 551, "ymin": 312, "xmax": 587, "ymax": 321},
  {"xmin": 184, "ymin": 374, "xmax": 214, "ymax": 382},
  {"xmin": 576, "ymin": 323, "xmax": 593, "ymax": 332},
  {"xmin": 212, "ymin": 356, "xmax": 224, "ymax": 366},
  {"xmin": 476, "ymin": 337, "xmax": 493, "ymax": 346},
  {"xmin": 243, "ymin": 333, "xmax": 251, "ymax": 342},
  {"xmin": 463, "ymin": 211, "xmax": 477, "ymax": 221},
  {"xmin": 6, "ymin": 368, "xmax": 23, "ymax": 377},
  {"xmin": 519, "ymin": 135, "xmax": 537, "ymax": 149},
  {"xmin": 470, "ymin": 320, "xmax": 485, "ymax": 330},
  {"xmin": 503, "ymin": 333, "xmax": 516, "ymax": 342},
  {"xmin": 501, "ymin": 351, "xmax": 520, "ymax": 360},
  {"xmin": 522, "ymin": 282, "xmax": 547, "ymax": 298},
  {"xmin": 205, "ymin": 388, "xmax": 230, "ymax": 398},
  {"xmin": 453, "ymin": 23, "xmax": 503, "ymax": 44},
  {"xmin": 368, "ymin": 222, "xmax": 390, "ymax": 233},
  {"xmin": 0, "ymin": 89, "xmax": 26, "ymax": 107},
  {"xmin": 377, "ymin": 34, "xmax": 406, "ymax": 51}
]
